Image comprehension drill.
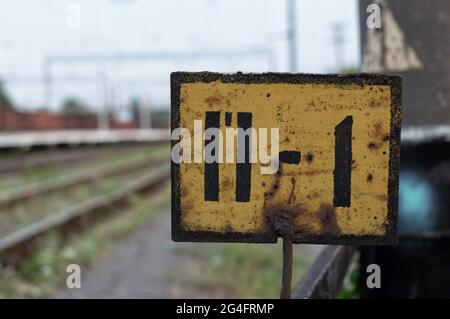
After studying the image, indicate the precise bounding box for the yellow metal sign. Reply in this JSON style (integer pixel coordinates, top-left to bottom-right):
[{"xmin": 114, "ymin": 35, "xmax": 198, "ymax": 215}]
[{"xmin": 171, "ymin": 72, "xmax": 401, "ymax": 245}]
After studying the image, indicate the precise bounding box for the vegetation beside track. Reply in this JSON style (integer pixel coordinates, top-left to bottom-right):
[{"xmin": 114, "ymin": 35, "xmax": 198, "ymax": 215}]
[
  {"xmin": 0, "ymin": 166, "xmax": 162, "ymax": 235},
  {"xmin": 0, "ymin": 184, "xmax": 170, "ymax": 298},
  {"xmin": 0, "ymin": 144, "xmax": 168, "ymax": 193},
  {"xmin": 170, "ymin": 242, "xmax": 319, "ymax": 298}
]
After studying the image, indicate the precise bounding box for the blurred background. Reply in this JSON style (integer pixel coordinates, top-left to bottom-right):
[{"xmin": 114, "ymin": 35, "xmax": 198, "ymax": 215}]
[{"xmin": 0, "ymin": 0, "xmax": 449, "ymax": 298}]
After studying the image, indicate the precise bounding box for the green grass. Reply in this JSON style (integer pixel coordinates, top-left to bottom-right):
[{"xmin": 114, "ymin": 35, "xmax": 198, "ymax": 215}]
[
  {"xmin": 0, "ymin": 166, "xmax": 59, "ymax": 193},
  {"xmin": 0, "ymin": 184, "xmax": 171, "ymax": 298},
  {"xmin": 170, "ymin": 243, "xmax": 357, "ymax": 299},
  {"xmin": 171, "ymin": 242, "xmax": 317, "ymax": 298},
  {"xmin": 337, "ymin": 263, "xmax": 360, "ymax": 299}
]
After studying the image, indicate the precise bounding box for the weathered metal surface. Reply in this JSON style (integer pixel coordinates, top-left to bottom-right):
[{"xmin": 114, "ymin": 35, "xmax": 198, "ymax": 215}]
[
  {"xmin": 171, "ymin": 72, "xmax": 401, "ymax": 245},
  {"xmin": 360, "ymin": 0, "xmax": 450, "ymax": 126},
  {"xmin": 292, "ymin": 245, "xmax": 356, "ymax": 299}
]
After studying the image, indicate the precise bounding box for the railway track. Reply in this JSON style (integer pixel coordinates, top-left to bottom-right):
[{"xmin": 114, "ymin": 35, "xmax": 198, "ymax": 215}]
[
  {"xmin": 0, "ymin": 147, "xmax": 102, "ymax": 176},
  {"xmin": 0, "ymin": 143, "xmax": 166, "ymax": 177},
  {"xmin": 0, "ymin": 163, "xmax": 170, "ymax": 266},
  {"xmin": 0, "ymin": 145, "xmax": 170, "ymax": 266},
  {"xmin": 0, "ymin": 152, "xmax": 167, "ymax": 207}
]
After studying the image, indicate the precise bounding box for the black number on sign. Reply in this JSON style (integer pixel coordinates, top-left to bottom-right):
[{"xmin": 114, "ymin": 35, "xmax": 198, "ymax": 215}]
[
  {"xmin": 204, "ymin": 111, "xmax": 220, "ymax": 201},
  {"xmin": 236, "ymin": 112, "xmax": 252, "ymax": 202},
  {"xmin": 333, "ymin": 116, "xmax": 353, "ymax": 207}
]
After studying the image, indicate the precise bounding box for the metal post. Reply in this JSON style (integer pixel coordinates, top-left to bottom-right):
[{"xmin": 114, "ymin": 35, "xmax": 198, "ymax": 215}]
[
  {"xmin": 98, "ymin": 70, "xmax": 110, "ymax": 130},
  {"xmin": 280, "ymin": 237, "xmax": 293, "ymax": 299},
  {"xmin": 139, "ymin": 103, "xmax": 151, "ymax": 129},
  {"xmin": 43, "ymin": 59, "xmax": 52, "ymax": 109}
]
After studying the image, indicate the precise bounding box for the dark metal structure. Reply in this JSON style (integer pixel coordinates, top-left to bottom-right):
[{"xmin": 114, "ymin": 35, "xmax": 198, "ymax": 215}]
[
  {"xmin": 292, "ymin": 246, "xmax": 355, "ymax": 299},
  {"xmin": 359, "ymin": 0, "xmax": 450, "ymax": 298},
  {"xmin": 360, "ymin": 0, "xmax": 450, "ymax": 126}
]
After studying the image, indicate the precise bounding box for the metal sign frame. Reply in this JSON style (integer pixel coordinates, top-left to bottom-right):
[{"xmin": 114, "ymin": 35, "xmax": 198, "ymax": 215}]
[{"xmin": 171, "ymin": 72, "xmax": 401, "ymax": 245}]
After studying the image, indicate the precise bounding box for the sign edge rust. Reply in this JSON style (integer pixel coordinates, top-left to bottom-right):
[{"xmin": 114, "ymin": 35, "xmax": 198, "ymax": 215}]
[{"xmin": 171, "ymin": 72, "xmax": 402, "ymax": 246}]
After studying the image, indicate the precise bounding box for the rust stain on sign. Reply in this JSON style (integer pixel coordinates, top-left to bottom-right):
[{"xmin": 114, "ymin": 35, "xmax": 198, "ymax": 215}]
[{"xmin": 171, "ymin": 72, "xmax": 401, "ymax": 245}]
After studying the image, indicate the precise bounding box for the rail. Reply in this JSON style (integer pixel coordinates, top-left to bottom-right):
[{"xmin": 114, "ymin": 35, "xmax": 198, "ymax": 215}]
[
  {"xmin": 0, "ymin": 153, "xmax": 167, "ymax": 207},
  {"xmin": 292, "ymin": 245, "xmax": 356, "ymax": 299}
]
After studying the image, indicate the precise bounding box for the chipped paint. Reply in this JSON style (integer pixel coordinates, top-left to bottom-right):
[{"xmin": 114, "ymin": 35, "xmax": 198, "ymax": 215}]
[{"xmin": 171, "ymin": 72, "xmax": 401, "ymax": 245}]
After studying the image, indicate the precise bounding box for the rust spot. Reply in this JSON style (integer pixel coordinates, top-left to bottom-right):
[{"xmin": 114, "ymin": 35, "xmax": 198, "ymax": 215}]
[
  {"xmin": 263, "ymin": 202, "xmax": 340, "ymax": 238},
  {"xmin": 316, "ymin": 203, "xmax": 340, "ymax": 236},
  {"xmin": 181, "ymin": 186, "xmax": 189, "ymax": 197},
  {"xmin": 306, "ymin": 191, "xmax": 320, "ymax": 201},
  {"xmin": 368, "ymin": 99, "xmax": 381, "ymax": 108},
  {"xmin": 262, "ymin": 182, "xmax": 266, "ymax": 187},
  {"xmin": 264, "ymin": 204, "xmax": 304, "ymax": 238},
  {"xmin": 373, "ymin": 122, "xmax": 383, "ymax": 137},
  {"xmin": 205, "ymin": 94, "xmax": 224, "ymax": 107},
  {"xmin": 266, "ymin": 93, "xmax": 271, "ymax": 97},
  {"xmin": 288, "ymin": 177, "xmax": 296, "ymax": 204},
  {"xmin": 371, "ymin": 122, "xmax": 390, "ymax": 143},
  {"xmin": 223, "ymin": 224, "xmax": 233, "ymax": 233},
  {"xmin": 263, "ymin": 165, "xmax": 284, "ymax": 209},
  {"xmin": 298, "ymin": 169, "xmax": 331, "ymax": 176},
  {"xmin": 368, "ymin": 142, "xmax": 380, "ymax": 150},
  {"xmin": 181, "ymin": 200, "xmax": 194, "ymax": 212},
  {"xmin": 222, "ymin": 177, "xmax": 233, "ymax": 191},
  {"xmin": 305, "ymin": 152, "xmax": 314, "ymax": 163},
  {"xmin": 367, "ymin": 173, "xmax": 373, "ymax": 182}
]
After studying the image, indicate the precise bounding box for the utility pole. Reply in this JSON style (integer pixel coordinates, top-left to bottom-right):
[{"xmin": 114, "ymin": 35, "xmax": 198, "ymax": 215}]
[
  {"xmin": 98, "ymin": 70, "xmax": 110, "ymax": 130},
  {"xmin": 139, "ymin": 97, "xmax": 151, "ymax": 129},
  {"xmin": 332, "ymin": 23, "xmax": 345, "ymax": 72},
  {"xmin": 43, "ymin": 59, "xmax": 52, "ymax": 109},
  {"xmin": 287, "ymin": 0, "xmax": 298, "ymax": 72}
]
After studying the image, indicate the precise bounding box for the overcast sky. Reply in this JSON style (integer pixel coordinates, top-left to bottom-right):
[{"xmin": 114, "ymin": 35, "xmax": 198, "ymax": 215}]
[{"xmin": 0, "ymin": 0, "xmax": 360, "ymax": 114}]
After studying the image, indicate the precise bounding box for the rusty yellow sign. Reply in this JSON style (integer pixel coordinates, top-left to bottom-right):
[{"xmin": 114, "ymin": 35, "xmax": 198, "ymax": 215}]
[{"xmin": 171, "ymin": 72, "xmax": 401, "ymax": 245}]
